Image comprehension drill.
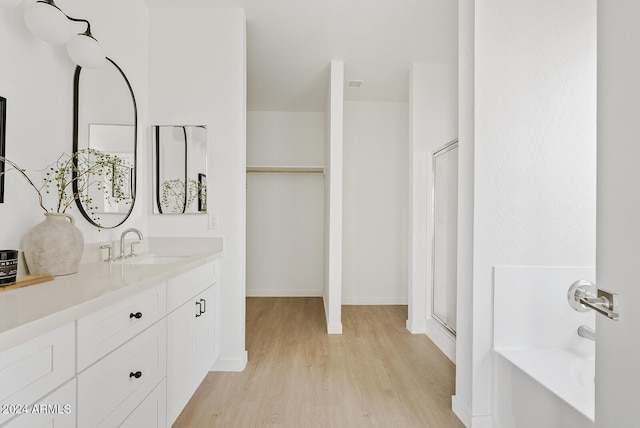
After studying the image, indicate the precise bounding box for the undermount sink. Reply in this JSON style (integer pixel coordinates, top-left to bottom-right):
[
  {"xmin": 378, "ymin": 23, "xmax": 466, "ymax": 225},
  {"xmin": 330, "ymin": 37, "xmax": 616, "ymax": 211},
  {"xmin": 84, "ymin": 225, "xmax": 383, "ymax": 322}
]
[{"xmin": 116, "ymin": 255, "xmax": 188, "ymax": 265}]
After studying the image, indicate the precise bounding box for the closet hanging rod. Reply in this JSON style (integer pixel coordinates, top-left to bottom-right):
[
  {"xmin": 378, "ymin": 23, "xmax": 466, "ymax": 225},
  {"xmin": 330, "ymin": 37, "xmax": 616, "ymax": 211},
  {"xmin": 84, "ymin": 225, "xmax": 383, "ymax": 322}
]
[{"xmin": 246, "ymin": 166, "xmax": 325, "ymax": 174}]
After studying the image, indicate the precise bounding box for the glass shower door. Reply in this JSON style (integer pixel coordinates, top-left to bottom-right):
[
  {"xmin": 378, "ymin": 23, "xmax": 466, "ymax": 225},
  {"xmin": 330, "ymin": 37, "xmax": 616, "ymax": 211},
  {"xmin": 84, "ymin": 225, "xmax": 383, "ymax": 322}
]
[{"xmin": 432, "ymin": 141, "xmax": 458, "ymax": 335}]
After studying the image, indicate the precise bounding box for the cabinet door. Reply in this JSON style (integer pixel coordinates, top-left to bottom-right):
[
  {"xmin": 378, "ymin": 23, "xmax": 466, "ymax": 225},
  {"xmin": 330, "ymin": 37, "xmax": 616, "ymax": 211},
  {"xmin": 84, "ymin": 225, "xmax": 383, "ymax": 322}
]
[
  {"xmin": 167, "ymin": 298, "xmax": 195, "ymax": 425},
  {"xmin": 4, "ymin": 379, "xmax": 76, "ymax": 428},
  {"xmin": 193, "ymin": 286, "xmax": 215, "ymax": 386},
  {"xmin": 167, "ymin": 285, "xmax": 215, "ymax": 426}
]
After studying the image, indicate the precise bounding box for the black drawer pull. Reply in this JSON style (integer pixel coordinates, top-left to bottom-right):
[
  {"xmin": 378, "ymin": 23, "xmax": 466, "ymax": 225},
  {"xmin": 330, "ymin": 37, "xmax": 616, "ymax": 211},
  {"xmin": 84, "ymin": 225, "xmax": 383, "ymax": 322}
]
[
  {"xmin": 129, "ymin": 371, "xmax": 142, "ymax": 379},
  {"xmin": 129, "ymin": 312, "xmax": 143, "ymax": 319},
  {"xmin": 195, "ymin": 301, "xmax": 202, "ymax": 317}
]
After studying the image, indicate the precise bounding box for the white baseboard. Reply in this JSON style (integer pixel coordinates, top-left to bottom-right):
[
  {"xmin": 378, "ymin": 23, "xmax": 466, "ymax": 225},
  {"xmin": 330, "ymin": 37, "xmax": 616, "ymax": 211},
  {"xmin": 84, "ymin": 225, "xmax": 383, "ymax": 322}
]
[
  {"xmin": 341, "ymin": 296, "xmax": 408, "ymax": 305},
  {"xmin": 406, "ymin": 319, "xmax": 427, "ymax": 334},
  {"xmin": 246, "ymin": 289, "xmax": 323, "ymax": 297},
  {"xmin": 323, "ymin": 291, "xmax": 342, "ymax": 334},
  {"xmin": 327, "ymin": 322, "xmax": 342, "ymax": 334},
  {"xmin": 425, "ymin": 317, "xmax": 456, "ymax": 362},
  {"xmin": 452, "ymin": 395, "xmax": 471, "ymax": 427},
  {"xmin": 470, "ymin": 415, "xmax": 493, "ymax": 428},
  {"xmin": 327, "ymin": 321, "xmax": 342, "ymax": 334},
  {"xmin": 451, "ymin": 396, "xmax": 493, "ymax": 428},
  {"xmin": 212, "ymin": 350, "xmax": 248, "ymax": 372}
]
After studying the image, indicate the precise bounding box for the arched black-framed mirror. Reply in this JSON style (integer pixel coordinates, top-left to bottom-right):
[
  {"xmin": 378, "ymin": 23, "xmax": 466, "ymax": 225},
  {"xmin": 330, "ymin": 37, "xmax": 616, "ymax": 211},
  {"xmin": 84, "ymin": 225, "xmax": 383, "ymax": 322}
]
[{"xmin": 72, "ymin": 57, "xmax": 138, "ymax": 228}]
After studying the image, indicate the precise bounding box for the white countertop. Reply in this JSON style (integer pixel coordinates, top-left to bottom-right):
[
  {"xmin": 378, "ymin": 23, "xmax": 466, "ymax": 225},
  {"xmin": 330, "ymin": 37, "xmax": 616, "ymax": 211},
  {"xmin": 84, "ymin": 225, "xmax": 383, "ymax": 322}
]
[{"xmin": 0, "ymin": 237, "xmax": 223, "ymax": 353}]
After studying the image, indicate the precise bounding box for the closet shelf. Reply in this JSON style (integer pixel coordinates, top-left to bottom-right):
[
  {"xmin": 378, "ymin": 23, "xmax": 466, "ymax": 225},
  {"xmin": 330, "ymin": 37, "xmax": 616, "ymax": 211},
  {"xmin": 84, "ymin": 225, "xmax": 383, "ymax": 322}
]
[{"xmin": 246, "ymin": 166, "xmax": 325, "ymax": 174}]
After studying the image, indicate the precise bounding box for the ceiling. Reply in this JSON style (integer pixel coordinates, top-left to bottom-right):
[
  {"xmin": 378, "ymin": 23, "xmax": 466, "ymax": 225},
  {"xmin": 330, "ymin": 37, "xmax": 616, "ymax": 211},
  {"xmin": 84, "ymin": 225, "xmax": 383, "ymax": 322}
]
[{"xmin": 146, "ymin": 0, "xmax": 458, "ymax": 112}]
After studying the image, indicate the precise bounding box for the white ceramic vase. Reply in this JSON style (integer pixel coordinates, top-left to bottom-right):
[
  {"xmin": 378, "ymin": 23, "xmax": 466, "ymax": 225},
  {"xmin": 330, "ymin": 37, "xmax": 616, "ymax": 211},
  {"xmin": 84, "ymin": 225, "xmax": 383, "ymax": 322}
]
[{"xmin": 23, "ymin": 213, "xmax": 84, "ymax": 276}]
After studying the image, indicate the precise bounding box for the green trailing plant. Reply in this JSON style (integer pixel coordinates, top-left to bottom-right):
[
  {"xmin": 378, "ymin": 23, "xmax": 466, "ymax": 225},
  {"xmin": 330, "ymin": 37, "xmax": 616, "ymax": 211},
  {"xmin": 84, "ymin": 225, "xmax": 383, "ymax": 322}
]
[
  {"xmin": 0, "ymin": 149, "xmax": 130, "ymax": 222},
  {"xmin": 160, "ymin": 177, "xmax": 206, "ymax": 214}
]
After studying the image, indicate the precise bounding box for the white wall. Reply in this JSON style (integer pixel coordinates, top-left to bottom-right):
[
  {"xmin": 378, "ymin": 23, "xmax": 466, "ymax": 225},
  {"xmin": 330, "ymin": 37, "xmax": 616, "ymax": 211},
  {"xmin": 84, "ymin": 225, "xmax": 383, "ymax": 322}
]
[
  {"xmin": 246, "ymin": 111, "xmax": 324, "ymax": 297},
  {"xmin": 147, "ymin": 6, "xmax": 247, "ymax": 371},
  {"xmin": 453, "ymin": 0, "xmax": 475, "ymax": 423},
  {"xmin": 456, "ymin": 0, "xmax": 597, "ymax": 425},
  {"xmin": 342, "ymin": 101, "xmax": 408, "ymax": 304},
  {"xmin": 247, "ymin": 112, "xmax": 324, "ymax": 167},
  {"xmin": 323, "ymin": 60, "xmax": 343, "ymax": 334},
  {"xmin": 407, "ymin": 62, "xmax": 458, "ymax": 361},
  {"xmin": 0, "ymin": 0, "xmax": 148, "ymax": 250}
]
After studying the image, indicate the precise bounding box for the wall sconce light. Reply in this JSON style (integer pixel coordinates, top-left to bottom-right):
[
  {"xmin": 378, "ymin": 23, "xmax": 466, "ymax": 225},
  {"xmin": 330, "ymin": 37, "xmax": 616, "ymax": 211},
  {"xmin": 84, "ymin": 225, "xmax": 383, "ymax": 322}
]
[
  {"xmin": 66, "ymin": 22, "xmax": 106, "ymax": 69},
  {"xmin": 23, "ymin": 0, "xmax": 73, "ymax": 44},
  {"xmin": 20, "ymin": 0, "xmax": 106, "ymax": 68}
]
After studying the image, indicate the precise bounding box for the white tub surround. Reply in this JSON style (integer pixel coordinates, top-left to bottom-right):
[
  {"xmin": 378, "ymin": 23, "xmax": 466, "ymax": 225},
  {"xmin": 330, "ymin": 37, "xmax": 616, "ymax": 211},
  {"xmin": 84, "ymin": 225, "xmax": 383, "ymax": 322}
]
[
  {"xmin": 494, "ymin": 352, "xmax": 594, "ymax": 428},
  {"xmin": 496, "ymin": 349, "xmax": 594, "ymax": 420},
  {"xmin": 0, "ymin": 237, "xmax": 222, "ymax": 353},
  {"xmin": 493, "ymin": 266, "xmax": 596, "ymax": 426}
]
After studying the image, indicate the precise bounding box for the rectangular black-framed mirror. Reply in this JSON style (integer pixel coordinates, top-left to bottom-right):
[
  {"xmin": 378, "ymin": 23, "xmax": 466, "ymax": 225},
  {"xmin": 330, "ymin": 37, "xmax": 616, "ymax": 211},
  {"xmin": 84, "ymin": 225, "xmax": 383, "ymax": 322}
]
[
  {"xmin": 0, "ymin": 96, "xmax": 6, "ymax": 203},
  {"xmin": 152, "ymin": 125, "xmax": 208, "ymax": 214}
]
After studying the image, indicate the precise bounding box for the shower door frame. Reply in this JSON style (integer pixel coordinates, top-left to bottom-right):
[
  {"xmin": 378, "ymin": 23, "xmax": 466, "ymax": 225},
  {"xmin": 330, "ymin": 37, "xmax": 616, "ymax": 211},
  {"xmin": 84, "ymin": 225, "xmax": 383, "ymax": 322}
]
[{"xmin": 430, "ymin": 139, "xmax": 459, "ymax": 337}]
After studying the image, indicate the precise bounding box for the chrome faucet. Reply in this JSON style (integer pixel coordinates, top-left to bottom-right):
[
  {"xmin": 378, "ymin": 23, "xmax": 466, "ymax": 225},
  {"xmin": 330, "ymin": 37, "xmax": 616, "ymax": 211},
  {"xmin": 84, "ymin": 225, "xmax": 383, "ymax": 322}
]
[
  {"xmin": 577, "ymin": 325, "xmax": 596, "ymax": 342},
  {"xmin": 118, "ymin": 228, "xmax": 143, "ymax": 260}
]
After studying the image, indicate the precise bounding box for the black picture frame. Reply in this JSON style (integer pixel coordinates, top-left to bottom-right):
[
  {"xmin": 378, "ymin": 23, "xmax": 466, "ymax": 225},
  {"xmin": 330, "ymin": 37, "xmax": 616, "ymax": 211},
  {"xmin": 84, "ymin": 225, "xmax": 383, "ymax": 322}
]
[
  {"xmin": 198, "ymin": 173, "xmax": 207, "ymax": 212},
  {"xmin": 0, "ymin": 96, "xmax": 6, "ymax": 204},
  {"xmin": 110, "ymin": 162, "xmax": 133, "ymax": 200}
]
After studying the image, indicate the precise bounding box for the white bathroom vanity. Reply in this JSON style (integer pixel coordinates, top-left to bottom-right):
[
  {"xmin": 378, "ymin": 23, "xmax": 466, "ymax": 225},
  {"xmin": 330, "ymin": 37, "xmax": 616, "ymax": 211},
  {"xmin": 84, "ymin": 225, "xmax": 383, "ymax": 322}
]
[{"xmin": 0, "ymin": 237, "xmax": 222, "ymax": 427}]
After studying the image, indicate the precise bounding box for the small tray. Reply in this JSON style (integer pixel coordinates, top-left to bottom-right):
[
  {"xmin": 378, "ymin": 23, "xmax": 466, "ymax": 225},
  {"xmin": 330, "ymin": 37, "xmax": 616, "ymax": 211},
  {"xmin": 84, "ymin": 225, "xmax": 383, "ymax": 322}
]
[{"xmin": 0, "ymin": 275, "xmax": 55, "ymax": 291}]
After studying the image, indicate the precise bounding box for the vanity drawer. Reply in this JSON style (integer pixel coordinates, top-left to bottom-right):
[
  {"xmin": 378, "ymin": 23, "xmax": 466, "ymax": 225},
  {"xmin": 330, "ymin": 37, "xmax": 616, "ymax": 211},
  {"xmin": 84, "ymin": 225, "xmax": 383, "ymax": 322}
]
[
  {"xmin": 3, "ymin": 379, "xmax": 76, "ymax": 428},
  {"xmin": 0, "ymin": 323, "xmax": 75, "ymax": 426},
  {"xmin": 119, "ymin": 378, "xmax": 166, "ymax": 428},
  {"xmin": 77, "ymin": 319, "xmax": 166, "ymax": 428},
  {"xmin": 167, "ymin": 261, "xmax": 216, "ymax": 312},
  {"xmin": 77, "ymin": 283, "xmax": 166, "ymax": 371}
]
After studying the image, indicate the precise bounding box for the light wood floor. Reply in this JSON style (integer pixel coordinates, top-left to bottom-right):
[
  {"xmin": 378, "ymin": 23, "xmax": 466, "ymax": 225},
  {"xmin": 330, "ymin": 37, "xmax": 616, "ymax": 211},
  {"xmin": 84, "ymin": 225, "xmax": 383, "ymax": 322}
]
[{"xmin": 174, "ymin": 297, "xmax": 464, "ymax": 427}]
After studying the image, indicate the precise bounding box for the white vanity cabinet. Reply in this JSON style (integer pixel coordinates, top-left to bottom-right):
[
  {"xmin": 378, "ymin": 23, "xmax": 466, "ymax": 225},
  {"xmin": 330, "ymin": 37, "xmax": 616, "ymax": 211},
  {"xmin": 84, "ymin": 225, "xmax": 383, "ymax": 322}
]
[
  {"xmin": 119, "ymin": 379, "xmax": 166, "ymax": 428},
  {"xmin": 166, "ymin": 261, "xmax": 217, "ymax": 426},
  {"xmin": 77, "ymin": 318, "xmax": 167, "ymax": 427},
  {"xmin": 193, "ymin": 286, "xmax": 216, "ymax": 384},
  {"xmin": 0, "ymin": 254, "xmax": 220, "ymax": 428},
  {"xmin": 76, "ymin": 282, "xmax": 167, "ymax": 428},
  {"xmin": 0, "ymin": 323, "xmax": 75, "ymax": 426},
  {"xmin": 3, "ymin": 380, "xmax": 76, "ymax": 428},
  {"xmin": 76, "ymin": 284, "xmax": 167, "ymax": 371}
]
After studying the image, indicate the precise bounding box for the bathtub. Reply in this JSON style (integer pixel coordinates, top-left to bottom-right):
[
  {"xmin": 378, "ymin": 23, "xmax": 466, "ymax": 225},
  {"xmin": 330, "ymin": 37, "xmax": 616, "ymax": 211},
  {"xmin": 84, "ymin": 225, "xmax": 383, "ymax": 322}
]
[
  {"xmin": 493, "ymin": 266, "xmax": 596, "ymax": 427},
  {"xmin": 496, "ymin": 349, "xmax": 595, "ymax": 428}
]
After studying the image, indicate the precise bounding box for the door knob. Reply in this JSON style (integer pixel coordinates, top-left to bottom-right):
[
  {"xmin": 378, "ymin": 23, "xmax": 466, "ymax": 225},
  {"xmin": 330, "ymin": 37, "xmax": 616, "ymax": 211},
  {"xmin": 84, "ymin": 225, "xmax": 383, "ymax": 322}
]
[{"xmin": 568, "ymin": 280, "xmax": 619, "ymax": 320}]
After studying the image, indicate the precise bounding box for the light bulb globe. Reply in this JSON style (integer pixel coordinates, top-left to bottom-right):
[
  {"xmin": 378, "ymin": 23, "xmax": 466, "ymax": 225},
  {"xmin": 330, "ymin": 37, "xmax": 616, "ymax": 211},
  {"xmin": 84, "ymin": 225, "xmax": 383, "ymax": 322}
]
[
  {"xmin": 67, "ymin": 33, "xmax": 106, "ymax": 68},
  {"xmin": 24, "ymin": 1, "xmax": 73, "ymax": 45}
]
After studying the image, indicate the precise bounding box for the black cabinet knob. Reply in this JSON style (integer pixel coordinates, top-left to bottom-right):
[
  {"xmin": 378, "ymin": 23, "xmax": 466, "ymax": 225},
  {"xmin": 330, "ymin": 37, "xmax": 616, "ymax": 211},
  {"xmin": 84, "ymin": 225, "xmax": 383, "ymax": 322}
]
[
  {"xmin": 129, "ymin": 371, "xmax": 142, "ymax": 379},
  {"xmin": 129, "ymin": 312, "xmax": 143, "ymax": 319}
]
